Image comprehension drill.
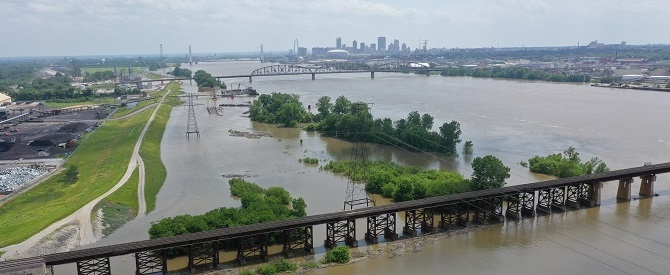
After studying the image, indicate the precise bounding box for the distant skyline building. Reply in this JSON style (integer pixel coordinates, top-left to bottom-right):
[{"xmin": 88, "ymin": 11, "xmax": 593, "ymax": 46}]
[
  {"xmin": 298, "ymin": 47, "xmax": 307, "ymax": 57},
  {"xmin": 360, "ymin": 43, "xmax": 366, "ymax": 51},
  {"xmin": 378, "ymin": 36, "xmax": 386, "ymax": 52},
  {"xmin": 370, "ymin": 43, "xmax": 377, "ymax": 52},
  {"xmin": 401, "ymin": 43, "xmax": 407, "ymax": 52},
  {"xmin": 352, "ymin": 40, "xmax": 358, "ymax": 52},
  {"xmin": 336, "ymin": 37, "xmax": 342, "ymax": 49},
  {"xmin": 393, "ymin": 39, "xmax": 400, "ymax": 52}
]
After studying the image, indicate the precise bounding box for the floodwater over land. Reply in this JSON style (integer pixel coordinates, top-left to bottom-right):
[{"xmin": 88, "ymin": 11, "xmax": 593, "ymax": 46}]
[{"xmin": 79, "ymin": 61, "xmax": 670, "ymax": 275}]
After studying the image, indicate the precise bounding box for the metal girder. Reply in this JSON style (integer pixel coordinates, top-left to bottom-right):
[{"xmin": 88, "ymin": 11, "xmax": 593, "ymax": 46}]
[
  {"xmin": 403, "ymin": 208, "xmax": 434, "ymax": 237},
  {"xmin": 439, "ymin": 203, "xmax": 469, "ymax": 229},
  {"xmin": 76, "ymin": 258, "xmax": 111, "ymax": 275},
  {"xmin": 250, "ymin": 65, "xmax": 316, "ymax": 76},
  {"xmin": 282, "ymin": 226, "xmax": 314, "ymax": 257},
  {"xmin": 325, "ymin": 219, "xmax": 357, "ymax": 248},
  {"xmin": 365, "ymin": 213, "xmax": 398, "ymax": 243},
  {"xmin": 188, "ymin": 242, "xmax": 219, "ymax": 273},
  {"xmin": 135, "ymin": 250, "xmax": 167, "ymax": 275},
  {"xmin": 314, "ymin": 62, "xmax": 372, "ymax": 73},
  {"xmin": 236, "ymin": 235, "xmax": 268, "ymax": 265},
  {"xmin": 551, "ymin": 186, "xmax": 567, "ymax": 212},
  {"xmin": 472, "ymin": 197, "xmax": 504, "ymax": 224}
]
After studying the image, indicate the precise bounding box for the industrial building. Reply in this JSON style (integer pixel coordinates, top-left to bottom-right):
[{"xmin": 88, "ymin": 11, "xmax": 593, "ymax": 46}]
[{"xmin": 0, "ymin": 93, "xmax": 11, "ymax": 106}]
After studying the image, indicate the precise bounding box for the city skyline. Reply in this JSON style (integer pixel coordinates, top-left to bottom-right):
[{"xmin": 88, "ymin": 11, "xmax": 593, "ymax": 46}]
[{"xmin": 1, "ymin": 0, "xmax": 669, "ymax": 57}]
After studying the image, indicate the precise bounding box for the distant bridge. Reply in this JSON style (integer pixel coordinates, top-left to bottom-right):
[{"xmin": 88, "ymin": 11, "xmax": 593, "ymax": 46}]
[
  {"xmin": 130, "ymin": 62, "xmax": 444, "ymax": 84},
  {"xmin": 1, "ymin": 162, "xmax": 668, "ymax": 275}
]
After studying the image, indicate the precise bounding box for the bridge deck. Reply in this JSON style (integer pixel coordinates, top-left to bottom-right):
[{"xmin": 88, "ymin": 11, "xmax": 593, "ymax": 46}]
[{"xmin": 2, "ymin": 162, "xmax": 669, "ymax": 267}]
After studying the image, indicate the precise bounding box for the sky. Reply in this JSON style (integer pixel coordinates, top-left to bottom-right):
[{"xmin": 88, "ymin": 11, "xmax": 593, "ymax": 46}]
[{"xmin": 0, "ymin": 0, "xmax": 669, "ymax": 57}]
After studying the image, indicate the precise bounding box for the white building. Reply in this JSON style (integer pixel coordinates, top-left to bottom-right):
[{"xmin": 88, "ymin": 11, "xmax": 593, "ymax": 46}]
[{"xmin": 0, "ymin": 93, "xmax": 11, "ymax": 106}]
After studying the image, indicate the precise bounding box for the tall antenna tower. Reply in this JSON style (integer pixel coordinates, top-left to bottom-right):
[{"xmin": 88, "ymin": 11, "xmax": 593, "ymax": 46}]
[
  {"xmin": 160, "ymin": 44, "xmax": 163, "ymax": 59},
  {"xmin": 186, "ymin": 94, "xmax": 200, "ymax": 138},
  {"xmin": 343, "ymin": 102, "xmax": 375, "ymax": 210},
  {"xmin": 260, "ymin": 44, "xmax": 264, "ymax": 63},
  {"xmin": 423, "ymin": 40, "xmax": 428, "ymax": 52}
]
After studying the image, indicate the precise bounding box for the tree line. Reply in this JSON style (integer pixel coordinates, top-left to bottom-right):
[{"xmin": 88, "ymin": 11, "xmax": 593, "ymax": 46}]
[
  {"xmin": 249, "ymin": 92, "xmax": 312, "ymax": 127},
  {"xmin": 324, "ymin": 156, "xmax": 510, "ymax": 202},
  {"xmin": 527, "ymin": 147, "xmax": 609, "ymax": 178},
  {"xmin": 441, "ymin": 67, "xmax": 590, "ymax": 82},
  {"xmin": 193, "ymin": 70, "xmax": 225, "ymax": 88},
  {"xmin": 170, "ymin": 65, "xmax": 192, "ymax": 78}
]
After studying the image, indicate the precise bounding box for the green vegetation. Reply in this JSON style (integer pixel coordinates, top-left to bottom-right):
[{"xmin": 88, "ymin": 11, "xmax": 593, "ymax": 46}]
[
  {"xmin": 325, "ymin": 160, "xmax": 469, "ymax": 202},
  {"xmin": 6, "ymin": 74, "xmax": 88, "ymax": 101},
  {"xmin": 528, "ymin": 147, "xmax": 609, "ymax": 178},
  {"xmin": 441, "ymin": 67, "xmax": 590, "ymax": 82},
  {"xmin": 0, "ymin": 251, "xmax": 5, "ymax": 257},
  {"xmin": 239, "ymin": 271, "xmax": 254, "ymax": 275},
  {"xmin": 193, "ymin": 70, "xmax": 224, "ymax": 88},
  {"xmin": 308, "ymin": 95, "xmax": 464, "ymax": 155},
  {"xmin": 323, "ymin": 246, "xmax": 351, "ymax": 264},
  {"xmin": 598, "ymin": 76, "xmax": 622, "ymax": 84},
  {"xmin": 301, "ymin": 261, "xmax": 318, "ymax": 269},
  {"xmin": 470, "ymin": 155, "xmax": 510, "ymax": 190},
  {"xmin": 170, "ymin": 65, "xmax": 192, "ymax": 78},
  {"xmin": 43, "ymin": 97, "xmax": 115, "ymax": 109},
  {"xmin": 256, "ymin": 259, "xmax": 298, "ymax": 275},
  {"xmin": 140, "ymin": 82, "xmax": 182, "ymax": 213},
  {"xmin": 249, "ymin": 93, "xmax": 312, "ymax": 127},
  {"xmin": 299, "ymin": 157, "xmax": 319, "ymax": 164},
  {"xmin": 463, "ymin": 140, "xmax": 474, "ymax": 155},
  {"xmin": 148, "ymin": 178, "xmax": 307, "ymax": 239},
  {"xmin": 63, "ymin": 165, "xmax": 79, "ymax": 184},
  {"xmin": 83, "ymin": 71, "xmax": 115, "ymax": 82},
  {"xmin": 97, "ymin": 167, "xmax": 140, "ymax": 236},
  {"xmin": 0, "ymin": 108, "xmax": 153, "ymax": 247}
]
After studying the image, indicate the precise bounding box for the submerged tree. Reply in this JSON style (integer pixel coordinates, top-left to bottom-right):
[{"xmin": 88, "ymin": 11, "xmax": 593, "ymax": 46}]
[{"xmin": 470, "ymin": 155, "xmax": 510, "ymax": 191}]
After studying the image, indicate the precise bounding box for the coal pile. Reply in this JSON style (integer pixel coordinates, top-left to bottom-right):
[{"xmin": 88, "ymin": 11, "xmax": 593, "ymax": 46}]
[{"xmin": 0, "ymin": 166, "xmax": 47, "ymax": 192}]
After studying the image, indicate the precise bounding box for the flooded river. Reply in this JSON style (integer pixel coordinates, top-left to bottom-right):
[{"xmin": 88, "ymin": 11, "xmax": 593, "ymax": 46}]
[{"xmin": 79, "ymin": 61, "xmax": 670, "ymax": 275}]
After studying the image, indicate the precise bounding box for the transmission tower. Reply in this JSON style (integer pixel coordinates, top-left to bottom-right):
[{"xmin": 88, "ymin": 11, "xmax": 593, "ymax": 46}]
[
  {"xmin": 343, "ymin": 102, "xmax": 375, "ymax": 210},
  {"xmin": 186, "ymin": 94, "xmax": 200, "ymax": 138}
]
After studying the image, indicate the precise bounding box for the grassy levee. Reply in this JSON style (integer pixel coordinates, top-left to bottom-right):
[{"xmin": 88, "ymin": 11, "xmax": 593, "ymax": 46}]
[
  {"xmin": 0, "ymin": 108, "xmax": 153, "ymax": 248},
  {"xmin": 44, "ymin": 97, "xmax": 116, "ymax": 109},
  {"xmin": 140, "ymin": 82, "xmax": 182, "ymax": 213},
  {"xmin": 95, "ymin": 167, "xmax": 139, "ymax": 236}
]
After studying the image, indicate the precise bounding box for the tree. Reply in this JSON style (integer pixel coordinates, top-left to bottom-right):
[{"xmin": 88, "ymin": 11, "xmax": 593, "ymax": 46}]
[
  {"xmin": 439, "ymin": 121, "xmax": 462, "ymax": 155},
  {"xmin": 333, "ymin": 95, "xmax": 351, "ymax": 114},
  {"xmin": 470, "ymin": 155, "xmax": 510, "ymax": 191},
  {"xmin": 316, "ymin": 96, "xmax": 332, "ymax": 117},
  {"xmin": 463, "ymin": 141, "xmax": 474, "ymax": 154}
]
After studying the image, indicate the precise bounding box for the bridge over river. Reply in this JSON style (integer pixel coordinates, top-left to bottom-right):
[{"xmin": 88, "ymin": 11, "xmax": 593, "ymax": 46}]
[
  {"xmin": 1, "ymin": 162, "xmax": 668, "ymax": 275},
  {"xmin": 132, "ymin": 62, "xmax": 444, "ymax": 85}
]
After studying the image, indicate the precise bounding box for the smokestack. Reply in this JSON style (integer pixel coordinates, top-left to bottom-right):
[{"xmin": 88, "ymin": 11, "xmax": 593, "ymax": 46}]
[
  {"xmin": 189, "ymin": 45, "xmax": 193, "ymax": 65},
  {"xmin": 260, "ymin": 44, "xmax": 264, "ymax": 63},
  {"xmin": 160, "ymin": 44, "xmax": 163, "ymax": 59}
]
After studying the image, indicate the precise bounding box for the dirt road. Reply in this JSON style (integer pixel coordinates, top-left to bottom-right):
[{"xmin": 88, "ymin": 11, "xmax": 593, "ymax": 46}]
[{"xmin": 0, "ymin": 90, "xmax": 171, "ymax": 259}]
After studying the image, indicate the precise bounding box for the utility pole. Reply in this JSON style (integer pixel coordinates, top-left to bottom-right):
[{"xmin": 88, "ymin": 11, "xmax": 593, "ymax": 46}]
[{"xmin": 186, "ymin": 94, "xmax": 200, "ymax": 138}]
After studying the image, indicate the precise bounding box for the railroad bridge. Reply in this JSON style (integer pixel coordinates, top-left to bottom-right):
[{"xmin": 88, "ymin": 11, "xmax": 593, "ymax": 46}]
[
  {"xmin": 129, "ymin": 62, "xmax": 443, "ymax": 85},
  {"xmin": 1, "ymin": 162, "xmax": 668, "ymax": 275}
]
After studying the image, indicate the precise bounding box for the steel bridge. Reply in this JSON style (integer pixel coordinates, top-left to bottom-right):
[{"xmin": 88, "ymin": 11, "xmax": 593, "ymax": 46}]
[
  {"xmin": 1, "ymin": 162, "xmax": 668, "ymax": 275},
  {"xmin": 129, "ymin": 62, "xmax": 443, "ymax": 85}
]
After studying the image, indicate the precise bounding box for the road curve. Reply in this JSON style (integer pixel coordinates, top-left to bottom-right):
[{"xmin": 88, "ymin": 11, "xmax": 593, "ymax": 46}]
[{"xmin": 0, "ymin": 88, "xmax": 172, "ymax": 259}]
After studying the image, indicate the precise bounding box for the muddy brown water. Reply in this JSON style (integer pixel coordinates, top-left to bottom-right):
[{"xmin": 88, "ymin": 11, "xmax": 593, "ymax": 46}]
[{"xmin": 56, "ymin": 61, "xmax": 670, "ymax": 275}]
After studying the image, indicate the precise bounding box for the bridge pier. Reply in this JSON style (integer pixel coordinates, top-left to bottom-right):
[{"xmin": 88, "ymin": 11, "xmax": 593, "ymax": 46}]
[
  {"xmin": 440, "ymin": 203, "xmax": 469, "ymax": 229},
  {"xmin": 371, "ymin": 71, "xmax": 375, "ymax": 79},
  {"xmin": 237, "ymin": 235, "xmax": 268, "ymax": 265},
  {"xmin": 311, "ymin": 73, "xmax": 315, "ymax": 80},
  {"xmin": 365, "ymin": 213, "xmax": 398, "ymax": 244},
  {"xmin": 325, "ymin": 219, "xmax": 357, "ymax": 248},
  {"xmin": 249, "ymin": 76, "xmax": 252, "ymax": 83},
  {"xmin": 472, "ymin": 197, "xmax": 504, "ymax": 224},
  {"xmin": 617, "ymin": 178, "xmax": 634, "ymax": 200},
  {"xmin": 537, "ymin": 189, "xmax": 553, "ymax": 214},
  {"xmin": 282, "ymin": 226, "xmax": 314, "ymax": 257},
  {"xmin": 135, "ymin": 250, "xmax": 167, "ymax": 275},
  {"xmin": 520, "ymin": 192, "xmax": 536, "ymax": 217},
  {"xmin": 404, "ymin": 208, "xmax": 434, "ymax": 237},
  {"xmin": 566, "ymin": 184, "xmax": 581, "ymax": 209},
  {"xmin": 639, "ymin": 174, "xmax": 656, "ymax": 197},
  {"xmin": 506, "ymin": 194, "xmax": 522, "ymax": 219},
  {"xmin": 188, "ymin": 242, "xmax": 219, "ymax": 273},
  {"xmin": 76, "ymin": 257, "xmax": 111, "ymax": 275},
  {"xmin": 578, "ymin": 182, "xmax": 602, "ymax": 207}
]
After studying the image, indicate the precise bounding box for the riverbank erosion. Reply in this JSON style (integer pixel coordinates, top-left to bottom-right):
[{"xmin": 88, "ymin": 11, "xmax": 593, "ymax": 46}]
[{"xmin": 0, "ymin": 82, "xmax": 180, "ymax": 260}]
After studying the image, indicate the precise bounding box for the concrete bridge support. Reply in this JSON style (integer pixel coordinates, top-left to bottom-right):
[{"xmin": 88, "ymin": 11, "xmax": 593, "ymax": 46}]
[
  {"xmin": 135, "ymin": 250, "xmax": 167, "ymax": 275},
  {"xmin": 282, "ymin": 226, "xmax": 314, "ymax": 257},
  {"xmin": 371, "ymin": 71, "xmax": 375, "ymax": 79},
  {"xmin": 76, "ymin": 257, "xmax": 111, "ymax": 275},
  {"xmin": 639, "ymin": 174, "xmax": 656, "ymax": 197},
  {"xmin": 365, "ymin": 213, "xmax": 398, "ymax": 244},
  {"xmin": 404, "ymin": 208, "xmax": 434, "ymax": 237},
  {"xmin": 579, "ymin": 182, "xmax": 602, "ymax": 207},
  {"xmin": 440, "ymin": 203, "xmax": 469, "ymax": 229},
  {"xmin": 325, "ymin": 219, "xmax": 357, "ymax": 248},
  {"xmin": 311, "ymin": 73, "xmax": 315, "ymax": 80},
  {"xmin": 617, "ymin": 178, "xmax": 634, "ymax": 200},
  {"xmin": 236, "ymin": 235, "xmax": 268, "ymax": 265},
  {"xmin": 249, "ymin": 76, "xmax": 253, "ymax": 83}
]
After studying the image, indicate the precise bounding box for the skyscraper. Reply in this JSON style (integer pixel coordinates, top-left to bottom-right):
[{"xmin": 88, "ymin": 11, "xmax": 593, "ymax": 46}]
[
  {"xmin": 352, "ymin": 40, "xmax": 358, "ymax": 52},
  {"xmin": 336, "ymin": 37, "xmax": 342, "ymax": 49},
  {"xmin": 393, "ymin": 39, "xmax": 400, "ymax": 52},
  {"xmin": 377, "ymin": 37, "xmax": 386, "ymax": 52}
]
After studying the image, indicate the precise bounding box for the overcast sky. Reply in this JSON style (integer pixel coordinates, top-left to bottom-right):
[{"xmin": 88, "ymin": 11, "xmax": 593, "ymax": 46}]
[{"xmin": 1, "ymin": 0, "xmax": 668, "ymax": 57}]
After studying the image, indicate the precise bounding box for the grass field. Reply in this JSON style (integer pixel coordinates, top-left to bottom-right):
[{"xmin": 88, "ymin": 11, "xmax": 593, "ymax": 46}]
[
  {"xmin": 110, "ymin": 99, "xmax": 157, "ymax": 119},
  {"xmin": 96, "ymin": 167, "xmax": 139, "ymax": 236},
  {"xmin": 140, "ymin": 82, "xmax": 182, "ymax": 212},
  {"xmin": 0, "ymin": 106, "xmax": 153, "ymax": 247},
  {"xmin": 44, "ymin": 97, "xmax": 116, "ymax": 109}
]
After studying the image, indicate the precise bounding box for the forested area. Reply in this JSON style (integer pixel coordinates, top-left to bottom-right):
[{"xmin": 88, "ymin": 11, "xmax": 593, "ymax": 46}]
[
  {"xmin": 148, "ymin": 179, "xmax": 307, "ymax": 239},
  {"xmin": 83, "ymin": 71, "xmax": 116, "ymax": 82},
  {"xmin": 324, "ymin": 157, "xmax": 510, "ymax": 202},
  {"xmin": 249, "ymin": 93, "xmax": 313, "ymax": 127},
  {"xmin": 170, "ymin": 65, "xmax": 192, "ymax": 78},
  {"xmin": 441, "ymin": 67, "xmax": 590, "ymax": 82},
  {"xmin": 193, "ymin": 70, "xmax": 225, "ymax": 88},
  {"xmin": 527, "ymin": 147, "xmax": 609, "ymax": 178}
]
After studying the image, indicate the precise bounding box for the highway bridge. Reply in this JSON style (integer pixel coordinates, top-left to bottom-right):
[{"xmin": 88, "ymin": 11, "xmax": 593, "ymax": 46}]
[
  {"xmin": 1, "ymin": 162, "xmax": 668, "ymax": 275},
  {"xmin": 130, "ymin": 62, "xmax": 444, "ymax": 85}
]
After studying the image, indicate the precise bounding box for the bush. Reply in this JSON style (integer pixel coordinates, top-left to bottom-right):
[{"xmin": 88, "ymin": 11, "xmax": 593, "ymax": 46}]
[
  {"xmin": 300, "ymin": 157, "xmax": 319, "ymax": 164},
  {"xmin": 256, "ymin": 265, "xmax": 278, "ymax": 275},
  {"xmin": 301, "ymin": 261, "xmax": 318, "ymax": 269},
  {"xmin": 323, "ymin": 245, "xmax": 350, "ymax": 264}
]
